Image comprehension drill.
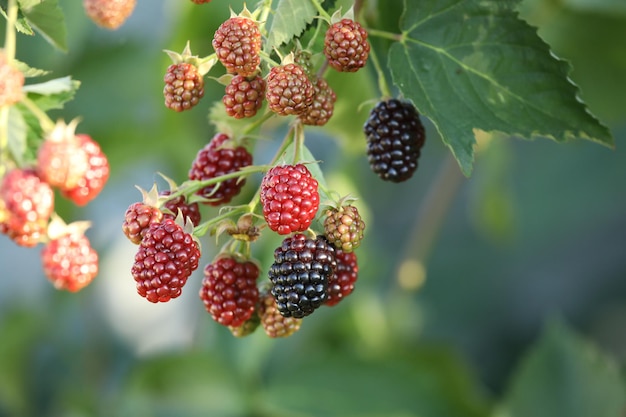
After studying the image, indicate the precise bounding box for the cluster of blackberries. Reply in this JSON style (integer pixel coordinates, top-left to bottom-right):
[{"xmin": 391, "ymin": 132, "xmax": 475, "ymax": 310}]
[{"xmin": 127, "ymin": 3, "xmax": 429, "ymax": 339}]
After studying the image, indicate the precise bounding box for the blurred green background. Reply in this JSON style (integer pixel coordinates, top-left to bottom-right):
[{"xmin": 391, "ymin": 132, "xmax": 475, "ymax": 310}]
[{"xmin": 1, "ymin": 0, "xmax": 625, "ymax": 416}]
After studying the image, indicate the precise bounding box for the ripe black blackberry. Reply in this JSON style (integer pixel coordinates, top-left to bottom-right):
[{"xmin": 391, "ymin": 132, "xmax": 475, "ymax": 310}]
[
  {"xmin": 269, "ymin": 234, "xmax": 336, "ymax": 318},
  {"xmin": 364, "ymin": 99, "xmax": 426, "ymax": 182}
]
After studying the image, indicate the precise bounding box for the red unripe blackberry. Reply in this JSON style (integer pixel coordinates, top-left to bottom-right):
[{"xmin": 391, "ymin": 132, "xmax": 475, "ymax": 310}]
[
  {"xmin": 324, "ymin": 19, "xmax": 370, "ymax": 72},
  {"xmin": 122, "ymin": 202, "xmax": 163, "ymax": 244},
  {"xmin": 364, "ymin": 99, "xmax": 426, "ymax": 182},
  {"xmin": 188, "ymin": 133, "xmax": 253, "ymax": 206},
  {"xmin": 229, "ymin": 313, "xmax": 260, "ymax": 337},
  {"xmin": 265, "ymin": 63, "xmax": 315, "ymax": 116},
  {"xmin": 37, "ymin": 121, "xmax": 89, "ymax": 191},
  {"xmin": 164, "ymin": 62, "xmax": 205, "ymax": 112},
  {"xmin": 223, "ymin": 75, "xmax": 265, "ymax": 119},
  {"xmin": 42, "ymin": 231, "xmax": 98, "ymax": 292},
  {"xmin": 83, "ymin": 0, "xmax": 136, "ymax": 30},
  {"xmin": 299, "ymin": 78, "xmax": 336, "ymax": 126},
  {"xmin": 199, "ymin": 256, "xmax": 260, "ymax": 328},
  {"xmin": 131, "ymin": 218, "xmax": 201, "ymax": 303},
  {"xmin": 212, "ymin": 16, "xmax": 261, "ymax": 77},
  {"xmin": 260, "ymin": 164, "xmax": 320, "ymax": 235},
  {"xmin": 0, "ymin": 51, "xmax": 24, "ymax": 107},
  {"xmin": 269, "ymin": 234, "xmax": 336, "ymax": 318},
  {"xmin": 0, "ymin": 169, "xmax": 54, "ymax": 247},
  {"xmin": 323, "ymin": 205, "xmax": 365, "ymax": 252},
  {"xmin": 258, "ymin": 290, "xmax": 302, "ymax": 338},
  {"xmin": 325, "ymin": 249, "xmax": 358, "ymax": 307},
  {"xmin": 160, "ymin": 191, "xmax": 201, "ymax": 227},
  {"xmin": 60, "ymin": 134, "xmax": 109, "ymax": 206}
]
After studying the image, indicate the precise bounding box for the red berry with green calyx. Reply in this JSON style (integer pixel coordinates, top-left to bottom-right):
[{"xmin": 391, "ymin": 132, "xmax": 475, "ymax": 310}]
[
  {"xmin": 260, "ymin": 164, "xmax": 320, "ymax": 235},
  {"xmin": 42, "ymin": 227, "xmax": 98, "ymax": 292},
  {"xmin": 212, "ymin": 16, "xmax": 261, "ymax": 77},
  {"xmin": 131, "ymin": 218, "xmax": 201, "ymax": 303},
  {"xmin": 324, "ymin": 19, "xmax": 370, "ymax": 72},
  {"xmin": 164, "ymin": 62, "xmax": 205, "ymax": 112},
  {"xmin": 265, "ymin": 63, "xmax": 315, "ymax": 116}
]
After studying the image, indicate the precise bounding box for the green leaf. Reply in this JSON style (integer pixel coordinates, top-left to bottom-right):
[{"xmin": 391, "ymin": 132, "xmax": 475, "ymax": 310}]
[
  {"xmin": 265, "ymin": 0, "xmax": 317, "ymax": 51},
  {"xmin": 13, "ymin": 59, "xmax": 50, "ymax": 78},
  {"xmin": 493, "ymin": 319, "xmax": 626, "ymax": 417},
  {"xmin": 388, "ymin": 0, "xmax": 614, "ymax": 176},
  {"xmin": 261, "ymin": 347, "xmax": 490, "ymax": 417},
  {"xmin": 562, "ymin": 0, "xmax": 626, "ymax": 15},
  {"xmin": 20, "ymin": 0, "xmax": 67, "ymax": 52},
  {"xmin": 7, "ymin": 106, "xmax": 27, "ymax": 167},
  {"xmin": 24, "ymin": 76, "xmax": 80, "ymax": 111}
]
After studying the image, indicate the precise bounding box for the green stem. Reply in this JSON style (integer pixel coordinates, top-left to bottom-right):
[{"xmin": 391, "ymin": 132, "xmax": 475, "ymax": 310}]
[
  {"xmin": 193, "ymin": 206, "xmax": 247, "ymax": 237},
  {"xmin": 21, "ymin": 97, "xmax": 56, "ymax": 132},
  {"xmin": 368, "ymin": 42, "xmax": 392, "ymax": 99},
  {"xmin": 168, "ymin": 165, "xmax": 269, "ymax": 201},
  {"xmin": 310, "ymin": 0, "xmax": 332, "ymax": 22},
  {"xmin": 292, "ymin": 121, "xmax": 305, "ymax": 163},
  {"xmin": 4, "ymin": 0, "xmax": 18, "ymax": 60},
  {"xmin": 243, "ymin": 110, "xmax": 275, "ymax": 136},
  {"xmin": 367, "ymin": 28, "xmax": 403, "ymax": 42},
  {"xmin": 393, "ymin": 154, "xmax": 464, "ymax": 290},
  {"xmin": 0, "ymin": 0, "xmax": 19, "ymax": 166}
]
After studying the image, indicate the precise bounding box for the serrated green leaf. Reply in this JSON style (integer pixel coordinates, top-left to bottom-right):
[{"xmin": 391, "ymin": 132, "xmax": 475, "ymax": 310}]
[
  {"xmin": 24, "ymin": 76, "xmax": 80, "ymax": 111},
  {"xmin": 493, "ymin": 319, "xmax": 626, "ymax": 417},
  {"xmin": 7, "ymin": 107, "xmax": 27, "ymax": 167},
  {"xmin": 265, "ymin": 0, "xmax": 317, "ymax": 51},
  {"xmin": 13, "ymin": 59, "xmax": 50, "ymax": 77},
  {"xmin": 389, "ymin": 0, "xmax": 614, "ymax": 176},
  {"xmin": 21, "ymin": 0, "xmax": 67, "ymax": 52},
  {"xmin": 22, "ymin": 75, "xmax": 75, "ymax": 95}
]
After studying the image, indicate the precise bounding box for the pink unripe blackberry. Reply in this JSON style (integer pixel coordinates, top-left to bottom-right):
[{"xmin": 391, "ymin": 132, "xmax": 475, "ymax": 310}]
[
  {"xmin": 223, "ymin": 75, "xmax": 265, "ymax": 119},
  {"xmin": 164, "ymin": 62, "xmax": 205, "ymax": 112},
  {"xmin": 265, "ymin": 63, "xmax": 315, "ymax": 116},
  {"xmin": 324, "ymin": 19, "xmax": 370, "ymax": 72},
  {"xmin": 212, "ymin": 16, "xmax": 261, "ymax": 77}
]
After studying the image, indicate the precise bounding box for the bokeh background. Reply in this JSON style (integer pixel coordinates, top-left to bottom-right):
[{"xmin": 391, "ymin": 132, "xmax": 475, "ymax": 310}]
[{"xmin": 1, "ymin": 0, "xmax": 625, "ymax": 416}]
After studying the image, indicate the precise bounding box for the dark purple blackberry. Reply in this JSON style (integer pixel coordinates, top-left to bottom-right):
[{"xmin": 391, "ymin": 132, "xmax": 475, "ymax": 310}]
[
  {"xmin": 269, "ymin": 234, "xmax": 336, "ymax": 318},
  {"xmin": 364, "ymin": 99, "xmax": 426, "ymax": 182}
]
